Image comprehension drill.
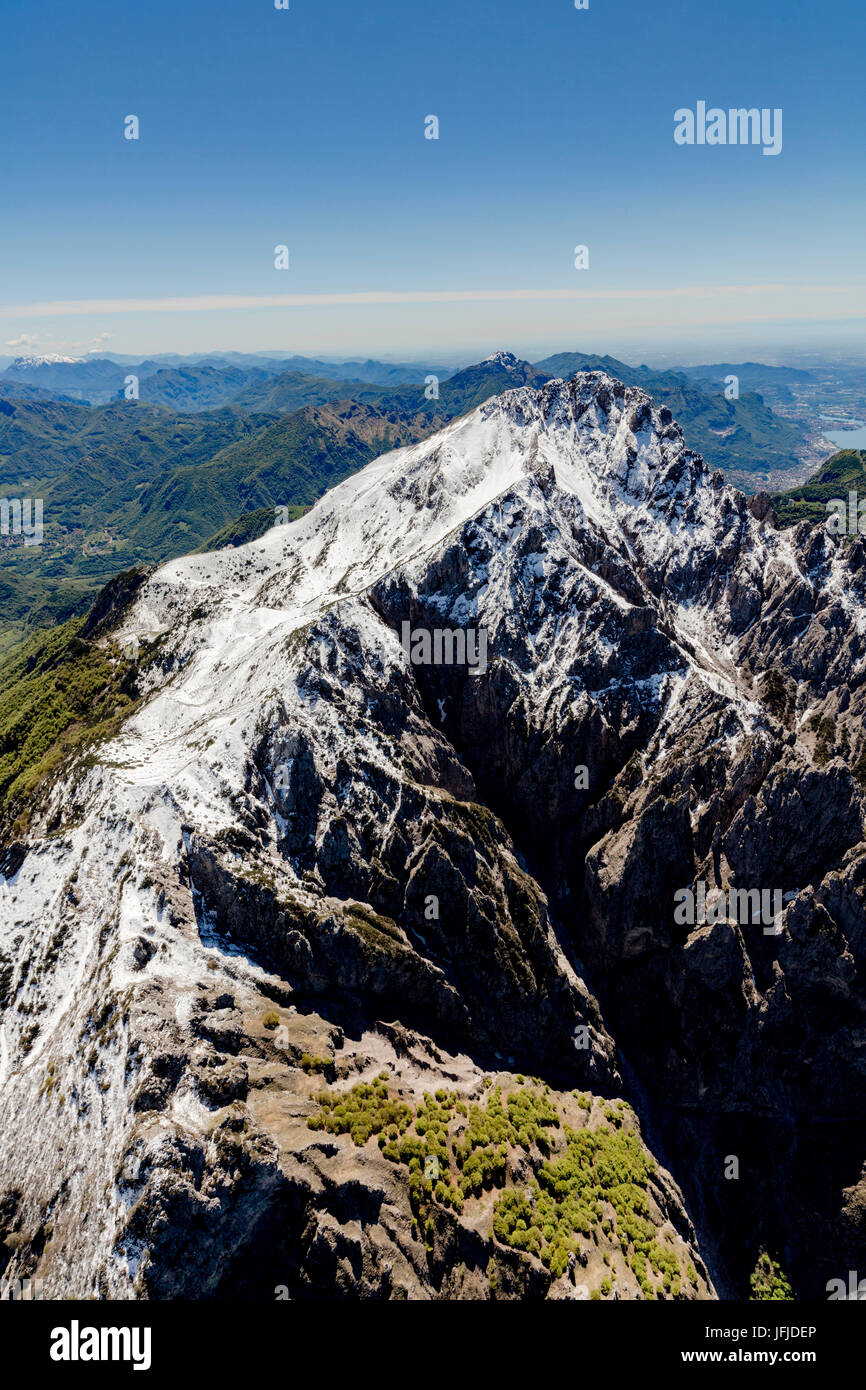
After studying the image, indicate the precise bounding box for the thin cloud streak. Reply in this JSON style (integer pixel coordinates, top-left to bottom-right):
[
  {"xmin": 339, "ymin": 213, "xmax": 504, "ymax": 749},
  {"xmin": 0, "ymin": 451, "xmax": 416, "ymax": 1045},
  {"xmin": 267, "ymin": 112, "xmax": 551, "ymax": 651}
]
[{"xmin": 0, "ymin": 284, "xmax": 856, "ymax": 319}]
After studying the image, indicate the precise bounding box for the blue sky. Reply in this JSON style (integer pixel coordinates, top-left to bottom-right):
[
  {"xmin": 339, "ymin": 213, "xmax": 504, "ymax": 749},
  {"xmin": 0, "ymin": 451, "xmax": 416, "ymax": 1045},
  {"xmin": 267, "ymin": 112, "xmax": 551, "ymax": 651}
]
[{"xmin": 1, "ymin": 0, "xmax": 864, "ymax": 361}]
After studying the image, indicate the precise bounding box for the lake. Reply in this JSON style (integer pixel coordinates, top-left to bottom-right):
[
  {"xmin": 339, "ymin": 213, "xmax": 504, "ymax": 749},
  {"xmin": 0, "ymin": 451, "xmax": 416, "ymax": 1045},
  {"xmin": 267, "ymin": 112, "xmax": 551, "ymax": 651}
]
[{"xmin": 825, "ymin": 426, "xmax": 866, "ymax": 449}]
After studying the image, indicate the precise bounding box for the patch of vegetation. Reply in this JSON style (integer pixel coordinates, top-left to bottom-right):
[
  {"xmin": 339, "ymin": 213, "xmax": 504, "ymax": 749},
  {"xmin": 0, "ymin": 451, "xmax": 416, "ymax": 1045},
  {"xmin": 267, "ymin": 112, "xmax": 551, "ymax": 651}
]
[
  {"xmin": 750, "ymin": 1251, "xmax": 794, "ymax": 1300},
  {"xmin": 493, "ymin": 1123, "xmax": 674, "ymax": 1291},
  {"xmin": 771, "ymin": 449, "xmax": 866, "ymax": 529},
  {"xmin": 0, "ymin": 592, "xmax": 151, "ymax": 836},
  {"xmin": 851, "ymin": 742, "xmax": 866, "ymax": 788},
  {"xmin": 760, "ymin": 669, "xmax": 794, "ymax": 724},
  {"xmin": 308, "ymin": 1077, "xmax": 414, "ymax": 1146},
  {"xmin": 808, "ymin": 713, "xmax": 837, "ymax": 766},
  {"xmin": 214, "ymin": 826, "xmax": 257, "ymax": 856},
  {"xmin": 343, "ymin": 902, "xmax": 406, "ymax": 947},
  {"xmin": 308, "ymin": 1081, "xmax": 561, "ymax": 1231},
  {"xmin": 300, "ymin": 1052, "xmax": 332, "ymax": 1074},
  {"xmin": 308, "ymin": 1078, "xmax": 689, "ymax": 1294}
]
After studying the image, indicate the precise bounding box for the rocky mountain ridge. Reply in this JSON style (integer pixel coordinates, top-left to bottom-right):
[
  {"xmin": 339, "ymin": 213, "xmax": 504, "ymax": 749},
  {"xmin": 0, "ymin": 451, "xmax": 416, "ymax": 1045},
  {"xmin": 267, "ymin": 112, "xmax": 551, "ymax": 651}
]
[{"xmin": 1, "ymin": 370, "xmax": 864, "ymax": 1299}]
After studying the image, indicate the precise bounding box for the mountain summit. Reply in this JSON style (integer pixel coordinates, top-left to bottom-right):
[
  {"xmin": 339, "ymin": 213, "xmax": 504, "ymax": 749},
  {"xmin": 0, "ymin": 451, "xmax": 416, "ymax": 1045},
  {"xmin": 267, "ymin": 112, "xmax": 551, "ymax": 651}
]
[{"xmin": 1, "ymin": 371, "xmax": 865, "ymax": 1300}]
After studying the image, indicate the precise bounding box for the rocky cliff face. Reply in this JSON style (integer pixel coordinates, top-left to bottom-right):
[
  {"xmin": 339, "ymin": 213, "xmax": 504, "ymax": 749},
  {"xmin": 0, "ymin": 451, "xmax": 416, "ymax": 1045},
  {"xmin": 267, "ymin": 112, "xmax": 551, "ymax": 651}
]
[{"xmin": 1, "ymin": 371, "xmax": 864, "ymax": 1300}]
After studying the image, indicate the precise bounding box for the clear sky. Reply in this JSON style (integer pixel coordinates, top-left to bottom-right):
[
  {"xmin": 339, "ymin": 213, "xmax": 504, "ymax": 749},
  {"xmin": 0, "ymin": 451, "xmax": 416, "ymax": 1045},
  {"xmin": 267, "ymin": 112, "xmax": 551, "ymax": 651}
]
[{"xmin": 1, "ymin": 0, "xmax": 864, "ymax": 362}]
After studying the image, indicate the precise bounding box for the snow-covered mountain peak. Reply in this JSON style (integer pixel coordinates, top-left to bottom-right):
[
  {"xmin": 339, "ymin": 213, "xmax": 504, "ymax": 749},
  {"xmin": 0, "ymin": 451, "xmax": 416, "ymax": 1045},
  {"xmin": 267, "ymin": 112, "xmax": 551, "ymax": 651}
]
[
  {"xmin": 147, "ymin": 371, "xmax": 704, "ymax": 620},
  {"xmin": 115, "ymin": 369, "xmax": 795, "ymax": 747},
  {"xmin": 103, "ymin": 368, "xmax": 780, "ymax": 807},
  {"xmin": 8, "ymin": 353, "xmax": 84, "ymax": 368},
  {"xmin": 482, "ymin": 349, "xmax": 527, "ymax": 370}
]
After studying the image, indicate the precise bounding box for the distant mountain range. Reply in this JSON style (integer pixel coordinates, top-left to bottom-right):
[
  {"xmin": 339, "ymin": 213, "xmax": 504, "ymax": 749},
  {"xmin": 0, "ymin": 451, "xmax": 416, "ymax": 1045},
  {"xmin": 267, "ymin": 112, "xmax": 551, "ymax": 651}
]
[
  {"xmin": 0, "ymin": 347, "xmax": 838, "ymax": 488},
  {"xmin": 0, "ymin": 353, "xmax": 455, "ymax": 407}
]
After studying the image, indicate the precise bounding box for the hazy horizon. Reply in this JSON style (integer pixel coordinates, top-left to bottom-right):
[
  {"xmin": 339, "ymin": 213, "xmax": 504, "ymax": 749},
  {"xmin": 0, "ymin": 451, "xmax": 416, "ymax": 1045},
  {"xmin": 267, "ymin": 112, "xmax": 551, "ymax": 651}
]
[{"xmin": 5, "ymin": 327, "xmax": 866, "ymax": 373}]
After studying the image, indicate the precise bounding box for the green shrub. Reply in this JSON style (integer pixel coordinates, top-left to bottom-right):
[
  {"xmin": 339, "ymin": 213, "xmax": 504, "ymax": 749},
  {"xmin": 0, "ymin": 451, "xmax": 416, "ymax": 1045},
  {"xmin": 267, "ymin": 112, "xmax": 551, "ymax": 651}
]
[{"xmin": 300, "ymin": 1052, "xmax": 332, "ymax": 1073}]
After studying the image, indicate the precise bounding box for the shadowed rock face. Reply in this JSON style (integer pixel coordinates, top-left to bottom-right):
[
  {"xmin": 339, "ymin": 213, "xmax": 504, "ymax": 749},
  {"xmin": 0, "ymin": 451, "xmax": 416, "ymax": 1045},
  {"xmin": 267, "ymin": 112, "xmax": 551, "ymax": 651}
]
[
  {"xmin": 368, "ymin": 378, "xmax": 866, "ymax": 1296},
  {"xmin": 1, "ymin": 371, "xmax": 865, "ymax": 1300}
]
